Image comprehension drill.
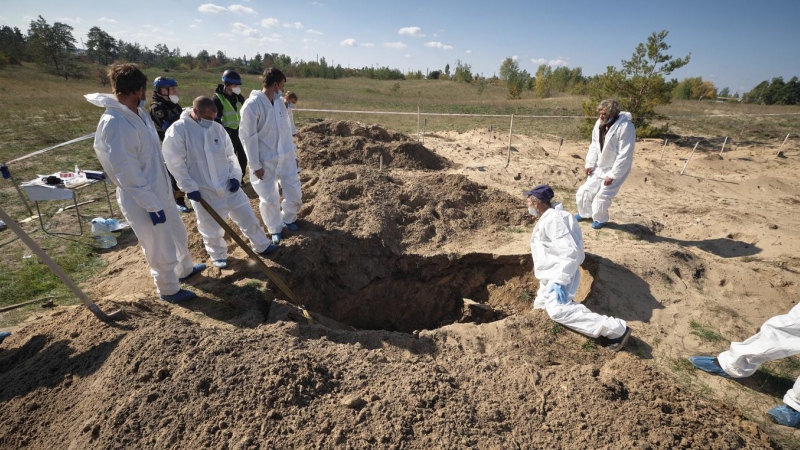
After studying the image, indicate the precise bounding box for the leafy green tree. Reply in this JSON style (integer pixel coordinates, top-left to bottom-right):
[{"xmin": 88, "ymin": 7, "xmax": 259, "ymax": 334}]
[
  {"xmin": 428, "ymin": 70, "xmax": 440, "ymax": 80},
  {"xmin": 535, "ymin": 64, "xmax": 552, "ymax": 98},
  {"xmin": 453, "ymin": 59, "xmax": 472, "ymax": 83},
  {"xmin": 86, "ymin": 26, "xmax": 117, "ymax": 65},
  {"xmin": 27, "ymin": 16, "xmax": 83, "ymax": 79},
  {"xmin": 444, "ymin": 63, "xmax": 450, "ymax": 77},
  {"xmin": 581, "ymin": 30, "xmax": 690, "ymax": 137},
  {"xmin": 672, "ymin": 77, "xmax": 716, "ymax": 100},
  {"xmin": 499, "ymin": 57, "xmax": 519, "ymax": 83},
  {"xmin": 718, "ymin": 87, "xmax": 730, "ymax": 98},
  {"xmin": 0, "ymin": 26, "xmax": 27, "ymax": 65}
]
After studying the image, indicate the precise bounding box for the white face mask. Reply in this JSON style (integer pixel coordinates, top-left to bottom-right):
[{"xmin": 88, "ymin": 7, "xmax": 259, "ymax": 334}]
[
  {"xmin": 138, "ymin": 94, "xmax": 146, "ymax": 109},
  {"xmin": 528, "ymin": 206, "xmax": 539, "ymax": 218},
  {"xmin": 199, "ymin": 119, "xmax": 213, "ymax": 129},
  {"xmin": 287, "ymin": 103, "xmax": 296, "ymax": 110},
  {"xmin": 169, "ymin": 95, "xmax": 180, "ymax": 104},
  {"xmin": 231, "ymin": 86, "xmax": 241, "ymax": 95}
]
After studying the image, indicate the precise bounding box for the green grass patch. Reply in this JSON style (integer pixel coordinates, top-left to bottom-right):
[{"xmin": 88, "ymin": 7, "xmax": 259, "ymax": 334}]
[
  {"xmin": 548, "ymin": 323, "xmax": 563, "ymax": 335},
  {"xmin": 518, "ymin": 288, "xmax": 533, "ymax": 303},
  {"xmin": 581, "ymin": 340, "xmax": 597, "ymax": 352},
  {"xmin": 669, "ymin": 357, "xmax": 697, "ymax": 373},
  {"xmin": 689, "ymin": 321, "xmax": 727, "ymax": 343}
]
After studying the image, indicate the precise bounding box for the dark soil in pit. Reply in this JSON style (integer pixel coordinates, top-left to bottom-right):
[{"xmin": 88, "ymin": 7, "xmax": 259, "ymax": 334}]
[{"xmin": 268, "ymin": 233, "xmax": 535, "ymax": 332}]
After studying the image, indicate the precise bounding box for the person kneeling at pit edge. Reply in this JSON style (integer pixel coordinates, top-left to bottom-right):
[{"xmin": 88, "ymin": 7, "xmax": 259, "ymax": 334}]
[
  {"xmin": 689, "ymin": 302, "xmax": 800, "ymax": 429},
  {"xmin": 163, "ymin": 96, "xmax": 279, "ymax": 270},
  {"xmin": 526, "ymin": 184, "xmax": 631, "ymax": 351}
]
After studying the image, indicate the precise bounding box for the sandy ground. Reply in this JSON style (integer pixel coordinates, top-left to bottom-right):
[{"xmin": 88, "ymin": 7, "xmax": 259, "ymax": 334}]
[{"xmin": 1, "ymin": 120, "xmax": 799, "ymax": 448}]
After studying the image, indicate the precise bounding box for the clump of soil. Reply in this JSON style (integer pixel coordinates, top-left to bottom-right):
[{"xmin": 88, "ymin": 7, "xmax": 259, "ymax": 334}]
[
  {"xmin": 298, "ymin": 120, "xmax": 450, "ymax": 171},
  {"xmin": 298, "ymin": 166, "xmax": 530, "ymax": 253}
]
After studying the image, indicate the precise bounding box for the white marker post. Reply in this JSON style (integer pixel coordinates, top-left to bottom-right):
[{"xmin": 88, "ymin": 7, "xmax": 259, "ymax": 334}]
[
  {"xmin": 680, "ymin": 142, "xmax": 700, "ymax": 175},
  {"xmin": 379, "ymin": 155, "xmax": 383, "ymax": 171},
  {"xmin": 422, "ymin": 118, "xmax": 427, "ymax": 145},
  {"xmin": 505, "ymin": 114, "xmax": 515, "ymax": 168},
  {"xmin": 719, "ymin": 137, "xmax": 728, "ymax": 155},
  {"xmin": 556, "ymin": 137, "xmax": 564, "ymax": 158},
  {"xmin": 777, "ymin": 133, "xmax": 790, "ymax": 156},
  {"xmin": 659, "ymin": 139, "xmax": 668, "ymax": 162},
  {"xmin": 417, "ymin": 106, "xmax": 421, "ymax": 142}
]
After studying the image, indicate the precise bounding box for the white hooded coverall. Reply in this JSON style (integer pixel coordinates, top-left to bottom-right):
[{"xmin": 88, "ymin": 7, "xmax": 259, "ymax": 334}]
[
  {"xmin": 576, "ymin": 111, "xmax": 635, "ymax": 224},
  {"xmin": 85, "ymin": 93, "xmax": 195, "ymax": 296},
  {"xmin": 531, "ymin": 203, "xmax": 627, "ymax": 339},
  {"xmin": 162, "ymin": 109, "xmax": 273, "ymax": 261},
  {"xmin": 238, "ymin": 90, "xmax": 302, "ymax": 234},
  {"xmin": 716, "ymin": 303, "xmax": 800, "ymax": 412}
]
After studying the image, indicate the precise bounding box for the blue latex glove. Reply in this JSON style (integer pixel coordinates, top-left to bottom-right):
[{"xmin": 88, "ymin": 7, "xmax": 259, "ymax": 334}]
[
  {"xmin": 548, "ymin": 283, "xmax": 569, "ymax": 305},
  {"xmin": 228, "ymin": 178, "xmax": 240, "ymax": 193},
  {"xmin": 149, "ymin": 210, "xmax": 167, "ymax": 226},
  {"xmin": 187, "ymin": 191, "xmax": 202, "ymax": 202}
]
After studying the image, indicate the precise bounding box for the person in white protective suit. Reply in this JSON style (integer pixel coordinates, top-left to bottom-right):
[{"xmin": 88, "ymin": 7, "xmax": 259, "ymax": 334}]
[
  {"xmin": 689, "ymin": 304, "xmax": 800, "ymax": 428},
  {"xmin": 239, "ymin": 67, "xmax": 302, "ymax": 245},
  {"xmin": 526, "ymin": 184, "xmax": 631, "ymax": 351},
  {"xmin": 85, "ymin": 63, "xmax": 205, "ymax": 304},
  {"xmin": 575, "ymin": 99, "xmax": 635, "ymax": 229},
  {"xmin": 162, "ymin": 96, "xmax": 279, "ymax": 269}
]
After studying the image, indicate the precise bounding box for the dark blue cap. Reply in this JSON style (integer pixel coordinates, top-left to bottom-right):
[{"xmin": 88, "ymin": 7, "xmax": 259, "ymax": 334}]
[{"xmin": 523, "ymin": 184, "xmax": 554, "ymax": 202}]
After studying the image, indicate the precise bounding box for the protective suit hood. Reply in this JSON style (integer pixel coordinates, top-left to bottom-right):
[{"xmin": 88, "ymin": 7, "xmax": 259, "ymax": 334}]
[{"xmin": 85, "ymin": 93, "xmax": 140, "ymax": 116}]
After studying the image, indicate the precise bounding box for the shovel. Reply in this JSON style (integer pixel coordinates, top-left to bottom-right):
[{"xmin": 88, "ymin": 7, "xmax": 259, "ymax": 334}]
[
  {"xmin": 196, "ymin": 197, "xmax": 312, "ymax": 324},
  {"xmin": 0, "ymin": 204, "xmax": 125, "ymax": 322}
]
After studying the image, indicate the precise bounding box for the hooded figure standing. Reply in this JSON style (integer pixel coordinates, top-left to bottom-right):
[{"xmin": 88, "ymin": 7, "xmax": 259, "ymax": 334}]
[
  {"xmin": 85, "ymin": 64, "xmax": 204, "ymax": 303},
  {"xmin": 575, "ymin": 99, "xmax": 635, "ymax": 229},
  {"xmin": 149, "ymin": 76, "xmax": 191, "ymax": 214},
  {"xmin": 526, "ymin": 184, "xmax": 631, "ymax": 351},
  {"xmin": 162, "ymin": 97, "xmax": 278, "ymax": 269},
  {"xmin": 239, "ymin": 67, "xmax": 302, "ymax": 244}
]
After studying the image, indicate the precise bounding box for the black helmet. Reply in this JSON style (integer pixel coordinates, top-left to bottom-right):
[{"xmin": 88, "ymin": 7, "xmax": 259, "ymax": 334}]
[{"xmin": 222, "ymin": 69, "xmax": 242, "ymax": 85}]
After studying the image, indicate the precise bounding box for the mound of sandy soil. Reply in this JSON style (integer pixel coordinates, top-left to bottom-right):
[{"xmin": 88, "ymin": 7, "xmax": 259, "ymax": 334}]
[
  {"xmin": 0, "ymin": 299, "xmax": 776, "ymax": 449},
  {"xmin": 299, "ymin": 120, "xmax": 450, "ymax": 171},
  {"xmin": 2, "ymin": 121, "xmax": 799, "ymax": 448}
]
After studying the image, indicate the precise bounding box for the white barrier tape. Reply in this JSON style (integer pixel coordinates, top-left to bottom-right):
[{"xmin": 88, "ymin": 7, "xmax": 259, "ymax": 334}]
[
  {"xmin": 297, "ymin": 108, "xmax": 800, "ymax": 119},
  {"xmin": 7, "ymin": 132, "xmax": 95, "ymax": 165}
]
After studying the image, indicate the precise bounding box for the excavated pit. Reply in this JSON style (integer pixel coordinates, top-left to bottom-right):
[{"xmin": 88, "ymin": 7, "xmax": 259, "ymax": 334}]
[{"xmin": 262, "ymin": 234, "xmax": 538, "ymax": 333}]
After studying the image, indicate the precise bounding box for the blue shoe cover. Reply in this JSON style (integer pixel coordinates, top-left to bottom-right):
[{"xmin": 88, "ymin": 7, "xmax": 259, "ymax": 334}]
[
  {"xmin": 271, "ymin": 233, "xmax": 282, "ymax": 244},
  {"xmin": 767, "ymin": 404, "xmax": 800, "ymax": 428},
  {"xmin": 0, "ymin": 331, "xmax": 11, "ymax": 344},
  {"xmin": 212, "ymin": 259, "xmax": 228, "ymax": 269},
  {"xmin": 160, "ymin": 289, "xmax": 197, "ymax": 303},
  {"xmin": 591, "ymin": 220, "xmax": 605, "ymax": 229},
  {"xmin": 574, "ymin": 213, "xmax": 583, "ymax": 221},
  {"xmin": 179, "ymin": 263, "xmax": 207, "ymax": 282},
  {"xmin": 688, "ymin": 356, "xmax": 731, "ymax": 378},
  {"xmin": 284, "ymin": 221, "xmax": 299, "ymax": 232}
]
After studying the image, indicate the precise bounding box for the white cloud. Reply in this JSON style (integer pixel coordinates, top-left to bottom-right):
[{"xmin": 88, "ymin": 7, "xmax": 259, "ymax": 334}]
[
  {"xmin": 216, "ymin": 32, "xmax": 234, "ymax": 38},
  {"xmin": 340, "ymin": 38, "xmax": 357, "ymax": 47},
  {"xmin": 512, "ymin": 55, "xmax": 518, "ymax": 61},
  {"xmin": 198, "ymin": 3, "xmax": 227, "ymax": 13},
  {"xmin": 361, "ymin": 42, "xmax": 374, "ymax": 47},
  {"xmin": 310, "ymin": 1, "xmax": 323, "ymax": 5},
  {"xmin": 190, "ymin": 24, "xmax": 199, "ymax": 28},
  {"xmin": 404, "ymin": 53, "xmax": 412, "ymax": 58},
  {"xmin": 532, "ymin": 57, "xmax": 569, "ymax": 67},
  {"xmin": 260, "ymin": 17, "xmax": 279, "ymax": 27},
  {"xmin": 465, "ymin": 50, "xmax": 472, "ymax": 54},
  {"xmin": 55, "ymin": 17, "xmax": 81, "ymax": 24},
  {"xmin": 398, "ymin": 26, "xmax": 424, "ymax": 37},
  {"xmin": 306, "ymin": 29, "xmax": 323, "ymax": 35},
  {"xmin": 232, "ymin": 22, "xmax": 261, "ymax": 37},
  {"xmin": 304, "ymin": 45, "xmax": 314, "ymax": 50},
  {"xmin": 424, "ymin": 41, "xmax": 453, "ymax": 50},
  {"xmin": 303, "ymin": 38, "xmax": 317, "ymax": 43},
  {"xmin": 229, "ymin": 4, "xmax": 257, "ymax": 14},
  {"xmin": 385, "ymin": 42, "xmax": 408, "ymax": 49},
  {"xmin": 433, "ymin": 33, "xmax": 438, "ymax": 38},
  {"xmin": 98, "ymin": 17, "xmax": 117, "ymax": 24},
  {"xmin": 283, "ymin": 21, "xmax": 304, "ymax": 29}
]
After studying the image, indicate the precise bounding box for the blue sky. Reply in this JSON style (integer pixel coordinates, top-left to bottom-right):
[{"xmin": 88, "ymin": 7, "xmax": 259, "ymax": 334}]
[{"xmin": 3, "ymin": 0, "xmax": 799, "ymax": 94}]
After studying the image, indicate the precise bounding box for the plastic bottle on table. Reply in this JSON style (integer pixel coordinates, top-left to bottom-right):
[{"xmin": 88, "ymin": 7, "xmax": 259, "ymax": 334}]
[{"xmin": 91, "ymin": 218, "xmax": 117, "ymax": 249}]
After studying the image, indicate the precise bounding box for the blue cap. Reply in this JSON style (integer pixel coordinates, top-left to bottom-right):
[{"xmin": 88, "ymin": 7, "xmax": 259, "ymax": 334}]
[{"xmin": 523, "ymin": 184, "xmax": 554, "ymax": 202}]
